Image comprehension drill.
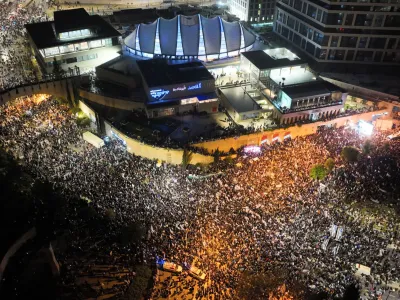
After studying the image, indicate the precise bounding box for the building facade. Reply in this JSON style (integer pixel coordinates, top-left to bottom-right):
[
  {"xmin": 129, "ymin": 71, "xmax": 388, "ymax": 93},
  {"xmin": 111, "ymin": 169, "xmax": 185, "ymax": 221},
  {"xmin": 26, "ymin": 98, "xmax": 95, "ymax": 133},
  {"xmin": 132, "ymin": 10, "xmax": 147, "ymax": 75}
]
[
  {"xmin": 274, "ymin": 0, "xmax": 400, "ymax": 64},
  {"xmin": 26, "ymin": 9, "xmax": 121, "ymax": 74},
  {"xmin": 228, "ymin": 0, "xmax": 276, "ymax": 23},
  {"xmin": 240, "ymin": 48, "xmax": 346, "ymax": 124}
]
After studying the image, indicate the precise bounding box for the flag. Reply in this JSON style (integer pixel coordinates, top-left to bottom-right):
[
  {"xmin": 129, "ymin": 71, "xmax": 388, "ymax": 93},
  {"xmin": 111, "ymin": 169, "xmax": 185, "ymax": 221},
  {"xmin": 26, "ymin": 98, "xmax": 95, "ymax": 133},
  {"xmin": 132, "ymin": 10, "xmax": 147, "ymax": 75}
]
[
  {"xmin": 335, "ymin": 227, "xmax": 344, "ymax": 241},
  {"xmin": 330, "ymin": 224, "xmax": 337, "ymax": 238}
]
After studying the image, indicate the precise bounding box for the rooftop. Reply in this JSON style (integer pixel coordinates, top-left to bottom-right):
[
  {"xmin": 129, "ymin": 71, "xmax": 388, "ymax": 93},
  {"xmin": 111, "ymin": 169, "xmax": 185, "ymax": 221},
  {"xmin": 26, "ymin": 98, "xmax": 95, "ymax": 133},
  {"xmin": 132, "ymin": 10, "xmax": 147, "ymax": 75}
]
[
  {"xmin": 269, "ymin": 66, "xmax": 316, "ymax": 86},
  {"xmin": 242, "ymin": 48, "xmax": 304, "ymax": 70},
  {"xmin": 136, "ymin": 59, "xmax": 214, "ymax": 88},
  {"xmin": 53, "ymin": 8, "xmax": 93, "ymax": 33},
  {"xmin": 25, "ymin": 10, "xmax": 121, "ymax": 49},
  {"xmin": 282, "ymin": 80, "xmax": 344, "ymax": 99},
  {"xmin": 221, "ymin": 86, "xmax": 261, "ymax": 113}
]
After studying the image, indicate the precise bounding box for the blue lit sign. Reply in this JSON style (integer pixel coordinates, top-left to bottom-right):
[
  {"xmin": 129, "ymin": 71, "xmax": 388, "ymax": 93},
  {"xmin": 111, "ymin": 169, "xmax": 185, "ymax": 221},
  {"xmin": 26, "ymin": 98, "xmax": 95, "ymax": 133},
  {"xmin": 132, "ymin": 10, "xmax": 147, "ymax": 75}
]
[
  {"xmin": 188, "ymin": 82, "xmax": 201, "ymax": 90},
  {"xmin": 150, "ymin": 89, "xmax": 170, "ymax": 100}
]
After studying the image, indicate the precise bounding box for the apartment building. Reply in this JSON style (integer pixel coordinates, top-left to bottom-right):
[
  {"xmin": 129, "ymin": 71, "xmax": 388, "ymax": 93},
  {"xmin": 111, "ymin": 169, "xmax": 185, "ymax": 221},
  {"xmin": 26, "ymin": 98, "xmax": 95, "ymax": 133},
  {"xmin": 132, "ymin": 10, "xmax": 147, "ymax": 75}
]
[{"xmin": 273, "ymin": 0, "xmax": 400, "ymax": 65}]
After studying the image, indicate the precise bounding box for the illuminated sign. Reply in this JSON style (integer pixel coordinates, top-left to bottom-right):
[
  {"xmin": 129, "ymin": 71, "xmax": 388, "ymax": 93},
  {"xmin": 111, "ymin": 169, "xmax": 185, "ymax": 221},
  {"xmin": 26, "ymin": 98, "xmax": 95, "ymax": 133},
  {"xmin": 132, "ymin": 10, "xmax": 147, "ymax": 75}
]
[
  {"xmin": 173, "ymin": 85, "xmax": 186, "ymax": 92},
  {"xmin": 150, "ymin": 89, "xmax": 170, "ymax": 100},
  {"xmin": 188, "ymin": 82, "xmax": 201, "ymax": 90}
]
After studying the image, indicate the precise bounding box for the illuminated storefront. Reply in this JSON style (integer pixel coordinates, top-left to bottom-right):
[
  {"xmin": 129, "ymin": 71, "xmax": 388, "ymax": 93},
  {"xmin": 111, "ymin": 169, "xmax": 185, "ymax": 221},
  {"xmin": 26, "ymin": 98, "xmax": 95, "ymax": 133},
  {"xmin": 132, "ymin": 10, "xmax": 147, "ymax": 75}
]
[{"xmin": 136, "ymin": 59, "xmax": 219, "ymax": 118}]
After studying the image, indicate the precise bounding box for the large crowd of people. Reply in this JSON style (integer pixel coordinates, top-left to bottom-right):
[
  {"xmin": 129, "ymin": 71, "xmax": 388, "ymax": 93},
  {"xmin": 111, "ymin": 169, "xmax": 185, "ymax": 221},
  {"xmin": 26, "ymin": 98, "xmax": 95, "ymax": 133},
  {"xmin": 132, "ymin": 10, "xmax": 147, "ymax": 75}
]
[
  {"xmin": 0, "ymin": 1, "xmax": 50, "ymax": 91},
  {"xmin": 1, "ymin": 95, "xmax": 400, "ymax": 299}
]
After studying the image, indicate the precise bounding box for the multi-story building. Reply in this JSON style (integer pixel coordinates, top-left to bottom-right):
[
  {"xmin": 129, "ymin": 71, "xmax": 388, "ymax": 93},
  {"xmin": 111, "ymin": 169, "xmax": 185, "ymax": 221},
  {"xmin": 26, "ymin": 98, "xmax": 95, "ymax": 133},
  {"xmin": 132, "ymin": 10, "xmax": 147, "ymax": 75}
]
[
  {"xmin": 239, "ymin": 48, "xmax": 347, "ymax": 124},
  {"xmin": 274, "ymin": 0, "xmax": 400, "ymax": 65},
  {"xmin": 26, "ymin": 8, "xmax": 121, "ymax": 75},
  {"xmin": 229, "ymin": 0, "xmax": 276, "ymax": 23}
]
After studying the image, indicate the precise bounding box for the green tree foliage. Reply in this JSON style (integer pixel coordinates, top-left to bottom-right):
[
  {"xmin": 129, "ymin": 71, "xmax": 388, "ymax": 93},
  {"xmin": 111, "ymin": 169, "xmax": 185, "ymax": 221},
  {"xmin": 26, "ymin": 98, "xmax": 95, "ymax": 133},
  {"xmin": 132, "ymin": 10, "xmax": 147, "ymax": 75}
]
[
  {"xmin": 362, "ymin": 139, "xmax": 375, "ymax": 155},
  {"xmin": 181, "ymin": 148, "xmax": 193, "ymax": 169},
  {"xmin": 324, "ymin": 158, "xmax": 335, "ymax": 172},
  {"xmin": 310, "ymin": 164, "xmax": 328, "ymax": 180},
  {"xmin": 224, "ymin": 156, "xmax": 234, "ymax": 165},
  {"xmin": 341, "ymin": 146, "xmax": 360, "ymax": 163}
]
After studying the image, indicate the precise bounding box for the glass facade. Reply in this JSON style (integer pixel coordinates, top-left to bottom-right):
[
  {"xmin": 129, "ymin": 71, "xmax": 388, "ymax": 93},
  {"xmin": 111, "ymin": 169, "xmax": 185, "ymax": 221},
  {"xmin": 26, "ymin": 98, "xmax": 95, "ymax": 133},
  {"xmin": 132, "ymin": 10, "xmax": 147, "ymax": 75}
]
[
  {"xmin": 274, "ymin": 0, "xmax": 400, "ymax": 64},
  {"xmin": 42, "ymin": 38, "xmax": 112, "ymax": 57}
]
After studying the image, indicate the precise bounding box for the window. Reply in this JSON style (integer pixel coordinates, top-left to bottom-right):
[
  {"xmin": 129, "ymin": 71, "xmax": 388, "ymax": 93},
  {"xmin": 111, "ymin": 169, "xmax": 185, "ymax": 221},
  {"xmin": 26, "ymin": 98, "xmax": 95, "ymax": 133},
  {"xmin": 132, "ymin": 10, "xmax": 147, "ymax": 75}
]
[
  {"xmin": 315, "ymin": 48, "xmax": 327, "ymax": 59},
  {"xmin": 80, "ymin": 42, "xmax": 89, "ymax": 50},
  {"xmin": 368, "ymin": 37, "xmax": 386, "ymax": 49},
  {"xmin": 346, "ymin": 50, "xmax": 355, "ymax": 61},
  {"xmin": 328, "ymin": 50, "xmax": 345, "ymax": 60},
  {"xmin": 344, "ymin": 14, "xmax": 354, "ymax": 26},
  {"xmin": 355, "ymin": 50, "xmax": 373, "ymax": 62},
  {"xmin": 316, "ymin": 9, "xmax": 322, "ymax": 22},
  {"xmin": 44, "ymin": 47, "xmax": 60, "ymax": 56},
  {"xmin": 340, "ymin": 36, "xmax": 357, "ymax": 48},
  {"xmin": 306, "ymin": 42, "xmax": 315, "ymax": 56},
  {"xmin": 374, "ymin": 51, "xmax": 383, "ymax": 62},
  {"xmin": 66, "ymin": 57, "xmax": 77, "ymax": 64},
  {"xmin": 373, "ymin": 15, "xmax": 384, "ymax": 27},
  {"xmin": 384, "ymin": 15, "xmax": 400, "ymax": 27},
  {"xmin": 294, "ymin": 0, "xmax": 302, "ymax": 11},
  {"xmin": 387, "ymin": 38, "xmax": 396, "ymax": 49},
  {"xmin": 383, "ymin": 52, "xmax": 397, "ymax": 62},
  {"xmin": 299, "ymin": 23, "xmax": 307, "ymax": 37},
  {"xmin": 89, "ymin": 40, "xmax": 102, "ymax": 48},
  {"xmin": 68, "ymin": 44, "xmax": 75, "ymax": 52},
  {"xmin": 358, "ymin": 37, "xmax": 368, "ymax": 48},
  {"xmin": 330, "ymin": 36, "xmax": 339, "ymax": 47},
  {"xmin": 307, "ymin": 5, "xmax": 317, "ymax": 19}
]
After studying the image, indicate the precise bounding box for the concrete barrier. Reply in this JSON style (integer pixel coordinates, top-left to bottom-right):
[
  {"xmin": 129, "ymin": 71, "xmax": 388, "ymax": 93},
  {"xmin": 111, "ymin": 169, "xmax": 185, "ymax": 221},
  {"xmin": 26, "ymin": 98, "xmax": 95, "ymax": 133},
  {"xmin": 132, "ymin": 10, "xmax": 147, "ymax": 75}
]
[
  {"xmin": 79, "ymin": 89, "xmax": 145, "ymax": 111},
  {"xmin": 192, "ymin": 109, "xmax": 391, "ymax": 153},
  {"xmin": 104, "ymin": 121, "xmax": 213, "ymax": 165}
]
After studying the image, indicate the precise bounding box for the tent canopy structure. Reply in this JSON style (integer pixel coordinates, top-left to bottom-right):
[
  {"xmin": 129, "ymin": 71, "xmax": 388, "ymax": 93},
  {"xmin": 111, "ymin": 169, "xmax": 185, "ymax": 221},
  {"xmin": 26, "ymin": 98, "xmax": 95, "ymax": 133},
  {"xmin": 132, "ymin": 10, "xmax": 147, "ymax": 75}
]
[{"xmin": 124, "ymin": 14, "xmax": 256, "ymax": 61}]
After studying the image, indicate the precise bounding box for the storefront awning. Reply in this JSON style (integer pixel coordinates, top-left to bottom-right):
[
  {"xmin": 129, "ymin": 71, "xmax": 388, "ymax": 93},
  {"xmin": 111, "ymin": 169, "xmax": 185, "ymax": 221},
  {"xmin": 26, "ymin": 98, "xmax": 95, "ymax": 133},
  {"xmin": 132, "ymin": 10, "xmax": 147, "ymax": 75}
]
[
  {"xmin": 272, "ymin": 133, "xmax": 279, "ymax": 138},
  {"xmin": 284, "ymin": 131, "xmax": 291, "ymax": 137}
]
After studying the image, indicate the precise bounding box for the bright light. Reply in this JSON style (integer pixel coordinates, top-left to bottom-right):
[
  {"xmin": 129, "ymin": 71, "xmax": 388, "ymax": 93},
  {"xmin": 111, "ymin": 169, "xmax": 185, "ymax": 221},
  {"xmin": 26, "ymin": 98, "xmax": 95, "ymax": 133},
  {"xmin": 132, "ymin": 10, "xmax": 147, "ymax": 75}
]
[
  {"xmin": 244, "ymin": 145, "xmax": 261, "ymax": 154},
  {"xmin": 358, "ymin": 120, "xmax": 373, "ymax": 136}
]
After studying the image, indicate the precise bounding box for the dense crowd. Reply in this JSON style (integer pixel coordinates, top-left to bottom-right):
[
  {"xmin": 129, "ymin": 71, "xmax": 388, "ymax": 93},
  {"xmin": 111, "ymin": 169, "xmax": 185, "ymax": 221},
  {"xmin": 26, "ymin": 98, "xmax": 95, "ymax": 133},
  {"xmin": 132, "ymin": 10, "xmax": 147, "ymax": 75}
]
[
  {"xmin": 1, "ymin": 95, "xmax": 400, "ymax": 299},
  {"xmin": 0, "ymin": 1, "xmax": 49, "ymax": 91}
]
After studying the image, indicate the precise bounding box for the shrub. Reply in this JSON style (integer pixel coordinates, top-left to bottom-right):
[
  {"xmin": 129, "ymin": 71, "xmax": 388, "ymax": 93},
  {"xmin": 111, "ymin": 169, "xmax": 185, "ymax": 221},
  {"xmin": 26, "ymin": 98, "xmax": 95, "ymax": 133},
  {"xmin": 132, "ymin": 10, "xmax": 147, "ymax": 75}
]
[
  {"xmin": 341, "ymin": 146, "xmax": 360, "ymax": 163},
  {"xmin": 310, "ymin": 164, "xmax": 328, "ymax": 180},
  {"xmin": 324, "ymin": 158, "xmax": 335, "ymax": 172}
]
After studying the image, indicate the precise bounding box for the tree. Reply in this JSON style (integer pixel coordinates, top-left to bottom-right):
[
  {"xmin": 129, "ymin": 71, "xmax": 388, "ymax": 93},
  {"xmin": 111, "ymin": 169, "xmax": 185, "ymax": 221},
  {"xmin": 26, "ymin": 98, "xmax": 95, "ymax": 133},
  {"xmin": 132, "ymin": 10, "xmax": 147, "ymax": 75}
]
[
  {"xmin": 324, "ymin": 158, "xmax": 335, "ymax": 172},
  {"xmin": 52, "ymin": 57, "xmax": 64, "ymax": 79},
  {"xmin": 310, "ymin": 164, "xmax": 328, "ymax": 180},
  {"xmin": 181, "ymin": 148, "xmax": 193, "ymax": 169},
  {"xmin": 362, "ymin": 140, "xmax": 374, "ymax": 155},
  {"xmin": 341, "ymin": 146, "xmax": 360, "ymax": 163}
]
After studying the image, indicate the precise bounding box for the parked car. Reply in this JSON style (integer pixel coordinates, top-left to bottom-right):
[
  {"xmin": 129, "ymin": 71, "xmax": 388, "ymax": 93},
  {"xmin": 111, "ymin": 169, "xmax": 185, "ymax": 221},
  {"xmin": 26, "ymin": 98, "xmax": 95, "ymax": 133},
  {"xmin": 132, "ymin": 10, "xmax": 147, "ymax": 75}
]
[
  {"xmin": 188, "ymin": 266, "xmax": 206, "ymax": 280},
  {"xmin": 159, "ymin": 262, "xmax": 183, "ymax": 274}
]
